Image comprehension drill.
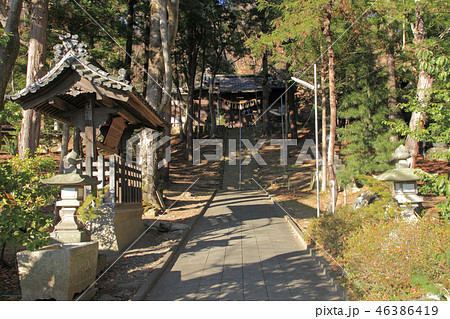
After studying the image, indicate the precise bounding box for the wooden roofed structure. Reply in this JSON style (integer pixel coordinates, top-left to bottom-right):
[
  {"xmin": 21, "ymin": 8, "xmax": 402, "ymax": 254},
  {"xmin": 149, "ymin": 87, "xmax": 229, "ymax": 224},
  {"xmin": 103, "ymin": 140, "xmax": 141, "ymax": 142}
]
[{"xmin": 8, "ymin": 34, "xmax": 168, "ymax": 160}]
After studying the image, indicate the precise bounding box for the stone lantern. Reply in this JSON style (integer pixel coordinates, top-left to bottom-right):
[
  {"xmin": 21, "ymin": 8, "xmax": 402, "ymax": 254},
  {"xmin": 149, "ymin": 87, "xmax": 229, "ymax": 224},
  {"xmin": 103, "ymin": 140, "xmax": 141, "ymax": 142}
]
[
  {"xmin": 376, "ymin": 145, "xmax": 424, "ymax": 218},
  {"xmin": 41, "ymin": 151, "xmax": 100, "ymax": 243},
  {"xmin": 16, "ymin": 152, "xmax": 100, "ymax": 300}
]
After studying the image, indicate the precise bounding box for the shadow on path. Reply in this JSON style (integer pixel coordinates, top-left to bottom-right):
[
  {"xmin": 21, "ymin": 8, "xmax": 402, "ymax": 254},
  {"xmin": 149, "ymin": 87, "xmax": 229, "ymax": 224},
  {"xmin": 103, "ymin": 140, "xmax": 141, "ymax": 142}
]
[{"xmin": 145, "ymin": 191, "xmax": 342, "ymax": 301}]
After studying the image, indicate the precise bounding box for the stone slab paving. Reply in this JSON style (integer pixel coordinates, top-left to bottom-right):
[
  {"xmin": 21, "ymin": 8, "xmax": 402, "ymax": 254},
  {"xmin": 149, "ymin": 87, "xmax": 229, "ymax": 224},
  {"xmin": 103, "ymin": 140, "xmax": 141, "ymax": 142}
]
[{"xmin": 146, "ymin": 190, "xmax": 343, "ymax": 301}]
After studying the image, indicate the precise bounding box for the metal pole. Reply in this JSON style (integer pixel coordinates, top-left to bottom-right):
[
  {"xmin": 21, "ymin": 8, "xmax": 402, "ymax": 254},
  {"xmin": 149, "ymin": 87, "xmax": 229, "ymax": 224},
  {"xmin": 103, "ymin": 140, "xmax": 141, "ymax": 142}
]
[
  {"xmin": 281, "ymin": 96, "xmax": 286, "ymax": 174},
  {"xmin": 314, "ymin": 64, "xmax": 320, "ymax": 218},
  {"xmin": 331, "ymin": 179, "xmax": 336, "ymax": 215},
  {"xmin": 239, "ymin": 105, "xmax": 242, "ymax": 190}
]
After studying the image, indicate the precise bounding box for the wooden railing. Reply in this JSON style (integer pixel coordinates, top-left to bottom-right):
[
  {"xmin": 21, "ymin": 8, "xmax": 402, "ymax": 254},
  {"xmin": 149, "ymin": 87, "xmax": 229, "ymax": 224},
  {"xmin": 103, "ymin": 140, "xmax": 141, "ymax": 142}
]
[{"xmin": 77, "ymin": 155, "xmax": 142, "ymax": 204}]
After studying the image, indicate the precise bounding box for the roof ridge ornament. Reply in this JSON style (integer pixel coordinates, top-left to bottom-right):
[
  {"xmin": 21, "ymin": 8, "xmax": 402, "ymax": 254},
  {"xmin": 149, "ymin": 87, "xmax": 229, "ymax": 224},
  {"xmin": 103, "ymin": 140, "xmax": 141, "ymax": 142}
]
[{"xmin": 53, "ymin": 33, "xmax": 91, "ymax": 63}]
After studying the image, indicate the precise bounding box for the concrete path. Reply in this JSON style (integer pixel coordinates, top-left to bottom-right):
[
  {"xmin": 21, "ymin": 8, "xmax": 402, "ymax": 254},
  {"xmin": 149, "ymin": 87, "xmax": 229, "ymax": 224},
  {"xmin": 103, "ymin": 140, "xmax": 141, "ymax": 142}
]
[
  {"xmin": 222, "ymin": 127, "xmax": 259, "ymax": 191},
  {"xmin": 145, "ymin": 190, "xmax": 342, "ymax": 301}
]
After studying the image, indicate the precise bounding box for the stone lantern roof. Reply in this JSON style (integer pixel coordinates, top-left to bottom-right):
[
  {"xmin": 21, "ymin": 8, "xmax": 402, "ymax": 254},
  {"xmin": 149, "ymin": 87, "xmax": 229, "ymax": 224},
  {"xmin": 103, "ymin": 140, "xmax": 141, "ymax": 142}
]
[
  {"xmin": 377, "ymin": 168, "xmax": 421, "ymax": 182},
  {"xmin": 376, "ymin": 145, "xmax": 423, "ymax": 182}
]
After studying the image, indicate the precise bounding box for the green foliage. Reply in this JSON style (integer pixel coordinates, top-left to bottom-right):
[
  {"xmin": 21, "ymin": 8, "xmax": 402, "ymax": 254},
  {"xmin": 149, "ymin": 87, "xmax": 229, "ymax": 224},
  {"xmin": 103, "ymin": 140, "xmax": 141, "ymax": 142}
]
[
  {"xmin": 311, "ymin": 176, "xmax": 399, "ymax": 257},
  {"xmin": 2, "ymin": 137, "xmax": 18, "ymax": 156},
  {"xmin": 0, "ymin": 102, "xmax": 22, "ymax": 155},
  {"xmin": 341, "ymin": 216, "xmax": 450, "ymax": 300},
  {"xmin": 48, "ymin": 0, "xmax": 127, "ymax": 71},
  {"xmin": 76, "ymin": 187, "xmax": 109, "ymax": 223},
  {"xmin": 0, "ymin": 28, "xmax": 9, "ymax": 48},
  {"xmin": 336, "ymin": 19, "xmax": 400, "ymax": 186},
  {"xmin": 417, "ymin": 171, "xmax": 450, "ymax": 221},
  {"xmin": 0, "ymin": 153, "xmax": 58, "ymax": 251},
  {"xmin": 312, "ymin": 177, "xmax": 449, "ymax": 301}
]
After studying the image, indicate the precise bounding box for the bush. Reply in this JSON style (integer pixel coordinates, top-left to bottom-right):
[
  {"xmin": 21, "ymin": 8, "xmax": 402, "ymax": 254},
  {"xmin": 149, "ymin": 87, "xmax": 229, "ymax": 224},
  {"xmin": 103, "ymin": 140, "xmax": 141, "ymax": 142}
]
[
  {"xmin": 311, "ymin": 176, "xmax": 399, "ymax": 257},
  {"xmin": 0, "ymin": 154, "xmax": 58, "ymax": 254},
  {"xmin": 341, "ymin": 216, "xmax": 450, "ymax": 300},
  {"xmin": 418, "ymin": 171, "xmax": 450, "ymax": 221},
  {"xmin": 311, "ymin": 176, "xmax": 450, "ymax": 300}
]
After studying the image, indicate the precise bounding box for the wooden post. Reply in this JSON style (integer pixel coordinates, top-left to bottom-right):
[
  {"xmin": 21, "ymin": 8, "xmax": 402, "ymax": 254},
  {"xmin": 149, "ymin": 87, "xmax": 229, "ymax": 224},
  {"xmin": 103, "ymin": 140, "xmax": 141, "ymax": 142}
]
[
  {"xmin": 59, "ymin": 123, "xmax": 69, "ymax": 174},
  {"xmin": 73, "ymin": 127, "xmax": 82, "ymax": 157},
  {"xmin": 97, "ymin": 155, "xmax": 104, "ymax": 189},
  {"xmin": 109, "ymin": 155, "xmax": 116, "ymax": 204},
  {"xmin": 120, "ymin": 157, "xmax": 125, "ymax": 203},
  {"xmin": 84, "ymin": 94, "xmax": 97, "ymax": 169}
]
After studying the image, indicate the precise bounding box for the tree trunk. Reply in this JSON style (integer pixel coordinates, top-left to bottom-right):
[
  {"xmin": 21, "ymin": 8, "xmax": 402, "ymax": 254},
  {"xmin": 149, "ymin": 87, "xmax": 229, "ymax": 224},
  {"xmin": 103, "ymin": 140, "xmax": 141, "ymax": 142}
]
[
  {"xmin": 159, "ymin": 126, "xmax": 171, "ymax": 185},
  {"xmin": 159, "ymin": 0, "xmax": 172, "ymax": 112},
  {"xmin": 141, "ymin": 129, "xmax": 162, "ymax": 211},
  {"xmin": 124, "ymin": 0, "xmax": 135, "ymax": 81},
  {"xmin": 167, "ymin": 0, "xmax": 179, "ymax": 58},
  {"xmin": 262, "ymin": 51, "xmax": 270, "ymax": 136},
  {"xmin": 0, "ymin": 0, "xmax": 23, "ymax": 110},
  {"xmin": 146, "ymin": 0, "xmax": 162, "ymax": 109},
  {"xmin": 146, "ymin": 0, "xmax": 179, "ymax": 112},
  {"xmin": 405, "ymin": 2, "xmax": 434, "ymax": 167},
  {"xmin": 142, "ymin": 12, "xmax": 150, "ymax": 95},
  {"xmin": 208, "ymin": 73, "xmax": 217, "ymax": 137},
  {"xmin": 320, "ymin": 60, "xmax": 328, "ymax": 192},
  {"xmin": 18, "ymin": 0, "xmax": 48, "ymax": 158},
  {"xmin": 386, "ymin": 21, "xmax": 399, "ymax": 142},
  {"xmin": 323, "ymin": 3, "xmax": 337, "ymax": 208},
  {"xmin": 198, "ymin": 50, "xmax": 206, "ymax": 138},
  {"xmin": 185, "ymin": 47, "xmax": 198, "ymax": 162},
  {"xmin": 287, "ymin": 80, "xmax": 297, "ymax": 139}
]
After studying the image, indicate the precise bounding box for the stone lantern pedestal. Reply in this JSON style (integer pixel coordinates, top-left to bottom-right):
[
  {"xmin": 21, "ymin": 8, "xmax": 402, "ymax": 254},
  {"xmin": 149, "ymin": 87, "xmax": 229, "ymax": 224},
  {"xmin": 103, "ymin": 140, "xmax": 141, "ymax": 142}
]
[
  {"xmin": 42, "ymin": 170, "xmax": 100, "ymax": 243},
  {"xmin": 53, "ymin": 186, "xmax": 91, "ymax": 243}
]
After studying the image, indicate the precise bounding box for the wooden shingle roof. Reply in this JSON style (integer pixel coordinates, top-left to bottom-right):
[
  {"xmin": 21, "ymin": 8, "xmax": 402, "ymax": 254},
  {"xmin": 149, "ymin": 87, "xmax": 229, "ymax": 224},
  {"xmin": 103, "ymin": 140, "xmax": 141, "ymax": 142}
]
[{"xmin": 8, "ymin": 34, "xmax": 168, "ymax": 131}]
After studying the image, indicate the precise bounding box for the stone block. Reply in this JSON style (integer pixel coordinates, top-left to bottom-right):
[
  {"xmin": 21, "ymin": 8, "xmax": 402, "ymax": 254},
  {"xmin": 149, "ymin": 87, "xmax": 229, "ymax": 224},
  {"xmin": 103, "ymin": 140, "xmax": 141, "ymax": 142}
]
[
  {"xmin": 96, "ymin": 253, "xmax": 107, "ymax": 276},
  {"xmin": 85, "ymin": 203, "xmax": 145, "ymax": 253},
  {"xmin": 17, "ymin": 242, "xmax": 98, "ymax": 301}
]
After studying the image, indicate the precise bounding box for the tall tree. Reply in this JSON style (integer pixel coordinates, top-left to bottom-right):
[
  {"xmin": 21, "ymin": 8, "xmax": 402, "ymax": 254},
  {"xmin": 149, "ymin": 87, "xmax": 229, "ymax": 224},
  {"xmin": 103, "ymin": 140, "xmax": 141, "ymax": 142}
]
[
  {"xmin": 142, "ymin": 0, "xmax": 179, "ymax": 204},
  {"xmin": 404, "ymin": 0, "xmax": 434, "ymax": 167},
  {"xmin": 322, "ymin": 1, "xmax": 337, "ymax": 202},
  {"xmin": 204, "ymin": 1, "xmax": 245, "ymax": 136},
  {"xmin": 146, "ymin": 0, "xmax": 179, "ymax": 113},
  {"xmin": 391, "ymin": 0, "xmax": 449, "ymax": 165},
  {"xmin": 0, "ymin": 0, "xmax": 23, "ymax": 111},
  {"xmin": 18, "ymin": 0, "xmax": 49, "ymax": 158},
  {"xmin": 174, "ymin": 0, "xmax": 206, "ymax": 160},
  {"xmin": 124, "ymin": 0, "xmax": 135, "ymax": 81}
]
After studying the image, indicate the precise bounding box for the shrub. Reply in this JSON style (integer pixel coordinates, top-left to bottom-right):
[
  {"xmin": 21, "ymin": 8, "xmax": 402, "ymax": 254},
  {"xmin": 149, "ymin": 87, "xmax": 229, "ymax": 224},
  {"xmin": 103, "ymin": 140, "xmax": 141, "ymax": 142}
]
[
  {"xmin": 341, "ymin": 216, "xmax": 450, "ymax": 300},
  {"xmin": 418, "ymin": 171, "xmax": 450, "ymax": 221},
  {"xmin": 76, "ymin": 186, "xmax": 109, "ymax": 223},
  {"xmin": 0, "ymin": 154, "xmax": 58, "ymax": 255},
  {"xmin": 311, "ymin": 176, "xmax": 399, "ymax": 257}
]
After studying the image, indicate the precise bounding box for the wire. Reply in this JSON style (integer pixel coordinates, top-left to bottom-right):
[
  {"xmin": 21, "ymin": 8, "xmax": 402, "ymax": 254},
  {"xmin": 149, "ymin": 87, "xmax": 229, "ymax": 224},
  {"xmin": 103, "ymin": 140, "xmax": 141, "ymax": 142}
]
[
  {"xmin": 252, "ymin": 0, "xmax": 380, "ymax": 125},
  {"xmin": 71, "ymin": 0, "xmax": 199, "ymax": 125}
]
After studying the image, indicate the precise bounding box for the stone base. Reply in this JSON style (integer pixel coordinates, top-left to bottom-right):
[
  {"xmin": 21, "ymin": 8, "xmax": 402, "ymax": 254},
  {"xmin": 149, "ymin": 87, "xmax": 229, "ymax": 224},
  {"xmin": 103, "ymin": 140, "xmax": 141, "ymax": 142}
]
[
  {"xmin": 85, "ymin": 203, "xmax": 145, "ymax": 253},
  {"xmin": 50, "ymin": 229, "xmax": 91, "ymax": 244},
  {"xmin": 96, "ymin": 254, "xmax": 107, "ymax": 276},
  {"xmin": 17, "ymin": 242, "xmax": 98, "ymax": 301}
]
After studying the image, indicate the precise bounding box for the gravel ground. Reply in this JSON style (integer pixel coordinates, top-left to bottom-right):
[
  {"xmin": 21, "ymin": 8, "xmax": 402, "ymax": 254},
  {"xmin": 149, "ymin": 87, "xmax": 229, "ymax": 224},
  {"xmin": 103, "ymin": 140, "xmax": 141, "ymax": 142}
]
[
  {"xmin": 91, "ymin": 192, "xmax": 214, "ymax": 301},
  {"xmin": 93, "ymin": 228, "xmax": 181, "ymax": 301}
]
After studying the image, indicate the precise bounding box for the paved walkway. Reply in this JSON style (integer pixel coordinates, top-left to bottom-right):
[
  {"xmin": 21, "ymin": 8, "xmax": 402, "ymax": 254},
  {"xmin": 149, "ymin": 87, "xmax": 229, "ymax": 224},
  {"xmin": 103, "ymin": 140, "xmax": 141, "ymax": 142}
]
[{"xmin": 145, "ymin": 190, "xmax": 342, "ymax": 301}]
